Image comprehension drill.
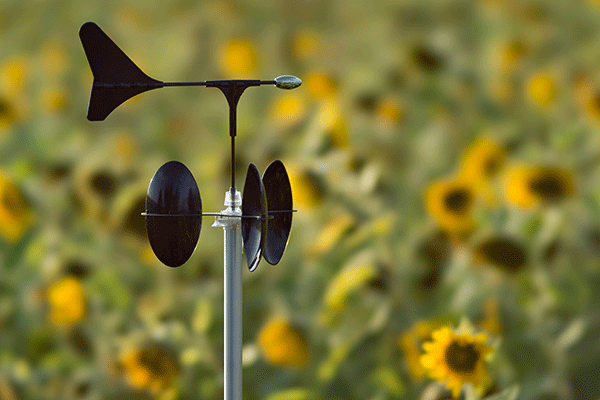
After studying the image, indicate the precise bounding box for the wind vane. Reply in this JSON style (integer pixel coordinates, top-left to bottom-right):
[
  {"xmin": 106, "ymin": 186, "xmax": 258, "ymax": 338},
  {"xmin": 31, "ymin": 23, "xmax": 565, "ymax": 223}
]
[{"xmin": 79, "ymin": 21, "xmax": 301, "ymax": 400}]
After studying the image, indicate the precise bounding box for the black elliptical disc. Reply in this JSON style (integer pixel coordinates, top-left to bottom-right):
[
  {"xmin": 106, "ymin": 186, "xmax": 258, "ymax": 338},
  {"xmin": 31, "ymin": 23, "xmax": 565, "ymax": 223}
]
[
  {"xmin": 242, "ymin": 163, "xmax": 267, "ymax": 272},
  {"xmin": 262, "ymin": 160, "xmax": 293, "ymax": 265},
  {"xmin": 145, "ymin": 161, "xmax": 202, "ymax": 267}
]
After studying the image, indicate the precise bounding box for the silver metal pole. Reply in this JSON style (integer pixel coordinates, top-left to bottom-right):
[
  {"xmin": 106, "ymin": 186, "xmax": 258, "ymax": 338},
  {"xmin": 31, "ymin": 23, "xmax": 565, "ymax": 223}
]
[{"xmin": 212, "ymin": 189, "xmax": 243, "ymax": 400}]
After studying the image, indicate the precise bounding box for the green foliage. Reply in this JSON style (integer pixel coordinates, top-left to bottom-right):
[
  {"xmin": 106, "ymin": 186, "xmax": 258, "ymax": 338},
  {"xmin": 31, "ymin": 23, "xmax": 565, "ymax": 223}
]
[{"xmin": 1, "ymin": 0, "xmax": 600, "ymax": 399}]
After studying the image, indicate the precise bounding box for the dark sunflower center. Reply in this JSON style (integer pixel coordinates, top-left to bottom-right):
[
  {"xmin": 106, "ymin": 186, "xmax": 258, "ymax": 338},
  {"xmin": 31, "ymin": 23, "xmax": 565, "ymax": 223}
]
[
  {"xmin": 124, "ymin": 197, "xmax": 147, "ymax": 238},
  {"xmin": 444, "ymin": 341, "xmax": 480, "ymax": 374},
  {"xmin": 478, "ymin": 238, "xmax": 527, "ymax": 271},
  {"xmin": 528, "ymin": 172, "xmax": 567, "ymax": 200},
  {"xmin": 1, "ymin": 187, "xmax": 28, "ymax": 216},
  {"xmin": 413, "ymin": 46, "xmax": 443, "ymax": 72},
  {"xmin": 139, "ymin": 348, "xmax": 176, "ymax": 377},
  {"xmin": 90, "ymin": 171, "xmax": 116, "ymax": 197},
  {"xmin": 592, "ymin": 95, "xmax": 600, "ymax": 111},
  {"xmin": 0, "ymin": 98, "xmax": 11, "ymax": 116},
  {"xmin": 443, "ymin": 188, "xmax": 471, "ymax": 214}
]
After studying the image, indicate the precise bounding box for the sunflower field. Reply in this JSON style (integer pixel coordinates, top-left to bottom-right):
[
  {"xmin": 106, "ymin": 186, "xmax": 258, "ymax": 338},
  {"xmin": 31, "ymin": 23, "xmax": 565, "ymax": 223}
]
[{"xmin": 2, "ymin": 0, "xmax": 600, "ymax": 399}]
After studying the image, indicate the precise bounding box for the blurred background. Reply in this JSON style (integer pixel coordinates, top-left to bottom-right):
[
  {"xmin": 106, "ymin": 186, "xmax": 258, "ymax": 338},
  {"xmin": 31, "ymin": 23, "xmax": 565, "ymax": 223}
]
[{"xmin": 2, "ymin": 0, "xmax": 600, "ymax": 399}]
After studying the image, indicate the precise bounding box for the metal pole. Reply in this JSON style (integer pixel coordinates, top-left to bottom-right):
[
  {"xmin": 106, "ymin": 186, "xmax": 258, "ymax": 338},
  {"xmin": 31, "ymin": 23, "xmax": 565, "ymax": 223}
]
[{"xmin": 212, "ymin": 189, "xmax": 243, "ymax": 400}]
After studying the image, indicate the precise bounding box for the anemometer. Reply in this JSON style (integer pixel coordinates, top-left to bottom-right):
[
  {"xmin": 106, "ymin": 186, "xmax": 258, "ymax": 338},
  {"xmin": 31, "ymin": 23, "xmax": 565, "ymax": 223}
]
[{"xmin": 79, "ymin": 22, "xmax": 301, "ymax": 400}]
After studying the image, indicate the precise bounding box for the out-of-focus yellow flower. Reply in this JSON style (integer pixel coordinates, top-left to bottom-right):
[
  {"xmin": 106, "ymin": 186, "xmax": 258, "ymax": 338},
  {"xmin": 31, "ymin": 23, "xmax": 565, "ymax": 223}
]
[
  {"xmin": 218, "ymin": 37, "xmax": 258, "ymax": 78},
  {"xmin": 258, "ymin": 318, "xmax": 309, "ymax": 367},
  {"xmin": 503, "ymin": 165, "xmax": 574, "ymax": 208},
  {"xmin": 459, "ymin": 137, "xmax": 505, "ymax": 185},
  {"xmin": 574, "ymin": 76, "xmax": 600, "ymax": 122},
  {"xmin": 420, "ymin": 325, "xmax": 494, "ymax": 398},
  {"xmin": 458, "ymin": 136, "xmax": 505, "ymax": 204},
  {"xmin": 121, "ymin": 345, "xmax": 179, "ymax": 394},
  {"xmin": 375, "ymin": 97, "xmax": 404, "ymax": 126},
  {"xmin": 474, "ymin": 236, "xmax": 528, "ymax": 273},
  {"xmin": 527, "ymin": 72, "xmax": 556, "ymax": 106},
  {"xmin": 0, "ymin": 96, "xmax": 19, "ymax": 131},
  {"xmin": 270, "ymin": 92, "xmax": 306, "ymax": 128},
  {"xmin": 40, "ymin": 42, "xmax": 68, "ymax": 77},
  {"xmin": 291, "ymin": 29, "xmax": 321, "ymax": 60},
  {"xmin": 305, "ymin": 71, "xmax": 338, "ymax": 100},
  {"xmin": 399, "ymin": 320, "xmax": 445, "ymax": 380},
  {"xmin": 111, "ymin": 192, "xmax": 146, "ymax": 240},
  {"xmin": 323, "ymin": 254, "xmax": 376, "ymax": 312},
  {"xmin": 40, "ymin": 86, "xmax": 68, "ymax": 112},
  {"xmin": 0, "ymin": 56, "xmax": 28, "ymax": 96},
  {"xmin": 496, "ymin": 40, "xmax": 525, "ymax": 71},
  {"xmin": 47, "ymin": 276, "xmax": 86, "ymax": 326},
  {"xmin": 425, "ymin": 176, "xmax": 476, "ymax": 234},
  {"xmin": 310, "ymin": 213, "xmax": 354, "ymax": 256},
  {"xmin": 287, "ymin": 167, "xmax": 320, "ymax": 208},
  {"xmin": 74, "ymin": 163, "xmax": 119, "ymax": 223},
  {"xmin": 317, "ymin": 100, "xmax": 349, "ymax": 148},
  {"xmin": 583, "ymin": 93, "xmax": 600, "ymax": 122},
  {"xmin": 0, "ymin": 173, "xmax": 33, "ymax": 242}
]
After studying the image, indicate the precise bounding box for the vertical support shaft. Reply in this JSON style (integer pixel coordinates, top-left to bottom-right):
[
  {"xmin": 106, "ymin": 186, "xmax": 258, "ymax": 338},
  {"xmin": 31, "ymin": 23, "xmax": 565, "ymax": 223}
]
[
  {"xmin": 212, "ymin": 189, "xmax": 243, "ymax": 400},
  {"xmin": 231, "ymin": 135, "xmax": 236, "ymax": 200},
  {"xmin": 206, "ymin": 80, "xmax": 264, "ymax": 400}
]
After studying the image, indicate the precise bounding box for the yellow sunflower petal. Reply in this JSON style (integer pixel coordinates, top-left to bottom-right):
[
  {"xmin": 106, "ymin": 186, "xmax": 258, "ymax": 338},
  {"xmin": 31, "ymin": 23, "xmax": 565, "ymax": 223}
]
[
  {"xmin": 527, "ymin": 72, "xmax": 556, "ymax": 107},
  {"xmin": 258, "ymin": 318, "xmax": 309, "ymax": 367},
  {"xmin": 218, "ymin": 37, "xmax": 258, "ymax": 78}
]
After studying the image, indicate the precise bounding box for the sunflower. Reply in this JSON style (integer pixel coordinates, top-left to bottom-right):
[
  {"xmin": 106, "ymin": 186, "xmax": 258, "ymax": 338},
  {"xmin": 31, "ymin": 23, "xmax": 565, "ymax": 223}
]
[
  {"xmin": 526, "ymin": 72, "xmax": 556, "ymax": 107},
  {"xmin": 74, "ymin": 162, "xmax": 120, "ymax": 224},
  {"xmin": 218, "ymin": 37, "xmax": 258, "ymax": 78},
  {"xmin": 258, "ymin": 317, "xmax": 309, "ymax": 367},
  {"xmin": 497, "ymin": 40, "xmax": 526, "ymax": 71},
  {"xmin": 270, "ymin": 92, "xmax": 307, "ymax": 128},
  {"xmin": 316, "ymin": 99, "xmax": 349, "ymax": 148},
  {"xmin": 375, "ymin": 96, "xmax": 404, "ymax": 127},
  {"xmin": 121, "ymin": 345, "xmax": 179, "ymax": 394},
  {"xmin": 305, "ymin": 71, "xmax": 338, "ymax": 100},
  {"xmin": 287, "ymin": 167, "xmax": 322, "ymax": 208},
  {"xmin": 40, "ymin": 86, "xmax": 68, "ymax": 113},
  {"xmin": 503, "ymin": 165, "xmax": 574, "ymax": 208},
  {"xmin": 474, "ymin": 236, "xmax": 528, "ymax": 273},
  {"xmin": 458, "ymin": 137, "xmax": 505, "ymax": 194},
  {"xmin": 0, "ymin": 95, "xmax": 19, "ymax": 131},
  {"xmin": 399, "ymin": 320, "xmax": 445, "ymax": 380},
  {"xmin": 47, "ymin": 276, "xmax": 86, "ymax": 326},
  {"xmin": 425, "ymin": 176, "xmax": 476, "ymax": 234},
  {"xmin": 574, "ymin": 77, "xmax": 600, "ymax": 123},
  {"xmin": 0, "ymin": 172, "xmax": 34, "ymax": 242},
  {"xmin": 583, "ymin": 92, "xmax": 600, "ymax": 122},
  {"xmin": 39, "ymin": 41, "xmax": 68, "ymax": 77},
  {"xmin": 291, "ymin": 28, "xmax": 321, "ymax": 60},
  {"xmin": 0, "ymin": 56, "xmax": 28, "ymax": 97},
  {"xmin": 420, "ymin": 325, "xmax": 494, "ymax": 398}
]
